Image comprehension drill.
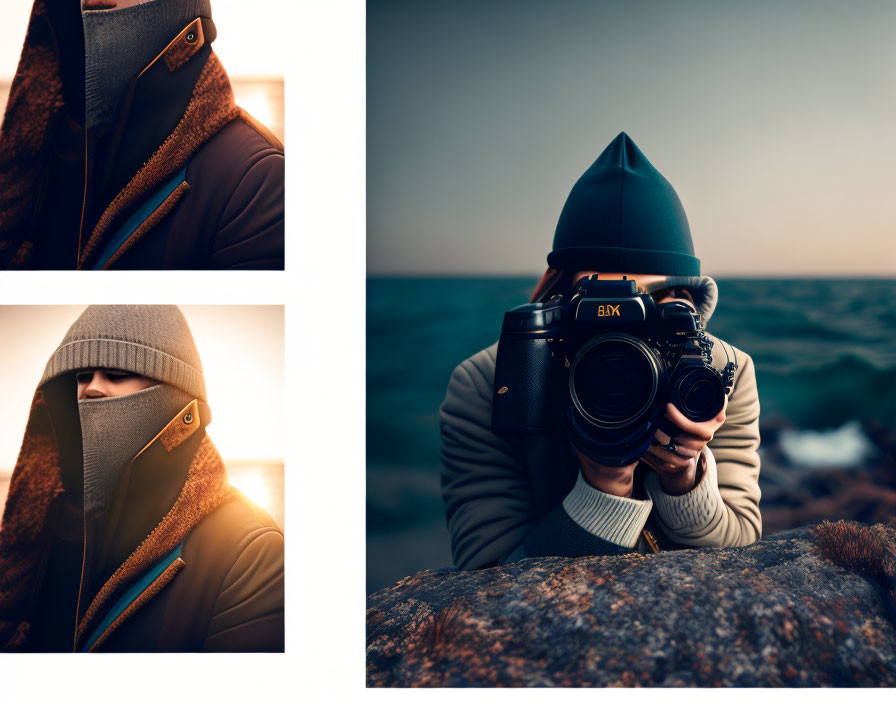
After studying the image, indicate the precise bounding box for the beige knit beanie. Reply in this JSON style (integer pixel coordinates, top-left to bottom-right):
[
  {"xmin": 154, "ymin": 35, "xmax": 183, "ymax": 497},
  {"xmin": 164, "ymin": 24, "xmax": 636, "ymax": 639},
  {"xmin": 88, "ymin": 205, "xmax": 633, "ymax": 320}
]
[{"xmin": 41, "ymin": 305, "xmax": 207, "ymax": 402}]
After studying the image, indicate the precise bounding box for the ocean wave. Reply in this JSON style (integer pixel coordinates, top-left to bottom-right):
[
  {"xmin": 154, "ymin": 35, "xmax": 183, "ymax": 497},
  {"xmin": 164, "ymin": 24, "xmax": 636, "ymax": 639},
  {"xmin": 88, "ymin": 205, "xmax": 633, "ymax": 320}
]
[{"xmin": 778, "ymin": 421, "xmax": 877, "ymax": 468}]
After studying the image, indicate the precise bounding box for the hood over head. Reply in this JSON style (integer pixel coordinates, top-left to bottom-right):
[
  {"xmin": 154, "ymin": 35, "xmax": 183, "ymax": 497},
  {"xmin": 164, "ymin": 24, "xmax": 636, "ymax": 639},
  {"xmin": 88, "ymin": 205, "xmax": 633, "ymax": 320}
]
[{"xmin": 548, "ymin": 132, "xmax": 700, "ymax": 277}]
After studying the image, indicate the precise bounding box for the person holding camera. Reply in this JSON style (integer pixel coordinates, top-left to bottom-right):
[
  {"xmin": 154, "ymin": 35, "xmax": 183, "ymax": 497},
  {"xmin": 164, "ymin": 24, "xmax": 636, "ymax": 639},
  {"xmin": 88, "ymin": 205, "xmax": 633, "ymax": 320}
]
[{"xmin": 439, "ymin": 133, "xmax": 761, "ymax": 567}]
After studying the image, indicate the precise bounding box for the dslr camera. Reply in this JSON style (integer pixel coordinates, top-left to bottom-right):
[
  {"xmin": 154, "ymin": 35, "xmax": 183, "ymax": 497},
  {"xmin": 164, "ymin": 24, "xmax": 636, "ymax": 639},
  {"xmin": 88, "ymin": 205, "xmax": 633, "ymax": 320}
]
[{"xmin": 491, "ymin": 276, "xmax": 736, "ymax": 466}]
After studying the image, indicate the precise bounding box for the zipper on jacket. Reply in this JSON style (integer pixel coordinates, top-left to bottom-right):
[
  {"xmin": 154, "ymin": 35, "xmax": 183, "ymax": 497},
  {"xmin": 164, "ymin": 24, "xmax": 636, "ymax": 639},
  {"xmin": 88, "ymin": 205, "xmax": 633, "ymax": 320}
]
[
  {"xmin": 72, "ymin": 508, "xmax": 87, "ymax": 652},
  {"xmin": 75, "ymin": 134, "xmax": 89, "ymax": 269}
]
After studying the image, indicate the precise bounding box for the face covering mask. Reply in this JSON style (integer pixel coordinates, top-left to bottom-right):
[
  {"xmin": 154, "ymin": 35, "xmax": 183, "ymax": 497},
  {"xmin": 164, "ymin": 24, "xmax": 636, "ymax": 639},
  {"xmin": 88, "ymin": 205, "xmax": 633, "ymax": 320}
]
[
  {"xmin": 82, "ymin": 0, "xmax": 212, "ymax": 130},
  {"xmin": 78, "ymin": 382, "xmax": 194, "ymax": 517}
]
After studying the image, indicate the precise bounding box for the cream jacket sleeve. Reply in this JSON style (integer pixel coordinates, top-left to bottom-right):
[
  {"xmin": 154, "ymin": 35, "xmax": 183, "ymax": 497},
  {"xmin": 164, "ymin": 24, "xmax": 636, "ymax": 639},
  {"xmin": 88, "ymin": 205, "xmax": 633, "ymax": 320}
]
[{"xmin": 644, "ymin": 341, "xmax": 762, "ymax": 546}]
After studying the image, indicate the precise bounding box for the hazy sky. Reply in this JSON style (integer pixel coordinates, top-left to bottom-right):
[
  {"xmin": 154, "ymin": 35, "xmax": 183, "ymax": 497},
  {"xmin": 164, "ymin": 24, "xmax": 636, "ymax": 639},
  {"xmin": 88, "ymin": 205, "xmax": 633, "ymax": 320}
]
[
  {"xmin": 0, "ymin": 0, "xmax": 287, "ymax": 79},
  {"xmin": 0, "ymin": 306, "xmax": 284, "ymax": 469},
  {"xmin": 369, "ymin": 0, "xmax": 896, "ymax": 276}
]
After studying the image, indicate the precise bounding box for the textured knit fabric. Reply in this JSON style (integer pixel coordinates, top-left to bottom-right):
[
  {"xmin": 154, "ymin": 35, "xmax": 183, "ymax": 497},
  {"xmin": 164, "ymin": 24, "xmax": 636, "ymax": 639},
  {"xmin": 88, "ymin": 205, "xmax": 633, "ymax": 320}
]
[
  {"xmin": 41, "ymin": 305, "xmax": 206, "ymax": 401},
  {"xmin": 562, "ymin": 472, "xmax": 653, "ymax": 549},
  {"xmin": 551, "ymin": 442, "xmax": 729, "ymax": 553},
  {"xmin": 79, "ymin": 384, "xmax": 194, "ymax": 516},
  {"xmin": 644, "ymin": 435, "xmax": 740, "ymax": 545},
  {"xmin": 548, "ymin": 132, "xmax": 699, "ymax": 276},
  {"xmin": 82, "ymin": 0, "xmax": 212, "ymax": 129}
]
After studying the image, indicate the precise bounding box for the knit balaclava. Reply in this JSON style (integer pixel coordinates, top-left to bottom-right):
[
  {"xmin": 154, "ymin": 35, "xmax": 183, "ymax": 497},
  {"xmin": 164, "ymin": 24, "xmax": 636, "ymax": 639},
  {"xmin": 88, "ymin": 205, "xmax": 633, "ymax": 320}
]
[
  {"xmin": 549, "ymin": 132, "xmax": 700, "ymax": 277},
  {"xmin": 77, "ymin": 385, "xmax": 193, "ymax": 515},
  {"xmin": 42, "ymin": 305, "xmax": 206, "ymax": 515},
  {"xmin": 81, "ymin": 0, "xmax": 213, "ymax": 130}
]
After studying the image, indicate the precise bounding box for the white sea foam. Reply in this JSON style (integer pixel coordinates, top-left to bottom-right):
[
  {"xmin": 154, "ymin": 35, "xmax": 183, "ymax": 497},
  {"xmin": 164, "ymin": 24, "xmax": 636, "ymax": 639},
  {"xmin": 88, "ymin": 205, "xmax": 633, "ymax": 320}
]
[{"xmin": 779, "ymin": 420, "xmax": 876, "ymax": 468}]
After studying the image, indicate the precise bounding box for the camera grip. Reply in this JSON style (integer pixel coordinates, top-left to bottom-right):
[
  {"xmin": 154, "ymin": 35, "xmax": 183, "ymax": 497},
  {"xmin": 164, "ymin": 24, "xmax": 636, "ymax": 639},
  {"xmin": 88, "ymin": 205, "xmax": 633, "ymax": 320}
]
[{"xmin": 491, "ymin": 337, "xmax": 558, "ymax": 434}]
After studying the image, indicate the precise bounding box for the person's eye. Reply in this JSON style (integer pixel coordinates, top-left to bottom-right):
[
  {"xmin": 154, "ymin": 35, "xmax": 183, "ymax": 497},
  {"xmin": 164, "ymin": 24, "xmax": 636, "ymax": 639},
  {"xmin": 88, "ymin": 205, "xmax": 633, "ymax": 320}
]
[
  {"xmin": 107, "ymin": 371, "xmax": 137, "ymax": 381},
  {"xmin": 76, "ymin": 373, "xmax": 92, "ymax": 384}
]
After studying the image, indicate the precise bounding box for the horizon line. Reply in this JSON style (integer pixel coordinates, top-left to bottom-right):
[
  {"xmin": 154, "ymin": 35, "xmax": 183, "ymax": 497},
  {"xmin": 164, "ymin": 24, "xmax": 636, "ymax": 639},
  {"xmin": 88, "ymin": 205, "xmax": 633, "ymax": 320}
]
[{"xmin": 367, "ymin": 272, "xmax": 896, "ymax": 280}]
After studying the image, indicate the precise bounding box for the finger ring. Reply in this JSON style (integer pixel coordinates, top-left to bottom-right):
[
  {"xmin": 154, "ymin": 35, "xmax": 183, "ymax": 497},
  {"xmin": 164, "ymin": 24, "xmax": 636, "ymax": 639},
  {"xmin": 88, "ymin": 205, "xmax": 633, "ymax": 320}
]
[{"xmin": 663, "ymin": 441, "xmax": 677, "ymax": 453}]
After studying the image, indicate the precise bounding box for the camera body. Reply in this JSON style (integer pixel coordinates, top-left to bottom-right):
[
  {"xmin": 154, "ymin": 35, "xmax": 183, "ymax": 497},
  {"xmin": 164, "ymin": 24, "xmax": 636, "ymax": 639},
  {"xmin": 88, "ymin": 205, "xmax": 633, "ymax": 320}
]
[{"xmin": 491, "ymin": 276, "xmax": 736, "ymax": 466}]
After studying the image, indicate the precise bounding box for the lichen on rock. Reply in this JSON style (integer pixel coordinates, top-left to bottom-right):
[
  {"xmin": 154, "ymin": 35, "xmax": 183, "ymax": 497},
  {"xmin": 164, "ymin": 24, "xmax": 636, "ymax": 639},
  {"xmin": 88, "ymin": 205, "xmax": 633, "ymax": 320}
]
[{"xmin": 367, "ymin": 520, "xmax": 896, "ymax": 687}]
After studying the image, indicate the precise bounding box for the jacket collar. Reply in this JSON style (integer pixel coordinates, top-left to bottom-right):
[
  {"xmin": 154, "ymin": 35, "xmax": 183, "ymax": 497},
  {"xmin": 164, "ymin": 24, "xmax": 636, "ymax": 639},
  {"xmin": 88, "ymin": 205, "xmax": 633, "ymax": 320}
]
[
  {"xmin": 78, "ymin": 47, "xmax": 239, "ymax": 269},
  {"xmin": 75, "ymin": 399, "xmax": 233, "ymax": 650},
  {"xmin": 87, "ymin": 17, "xmax": 216, "ymax": 214},
  {"xmin": 0, "ymin": 388, "xmax": 232, "ymax": 651}
]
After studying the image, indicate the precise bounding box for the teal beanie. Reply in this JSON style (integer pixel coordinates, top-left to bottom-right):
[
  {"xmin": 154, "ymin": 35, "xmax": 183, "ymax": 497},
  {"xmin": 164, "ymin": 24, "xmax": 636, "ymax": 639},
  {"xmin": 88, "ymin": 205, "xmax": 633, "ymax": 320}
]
[{"xmin": 548, "ymin": 132, "xmax": 700, "ymax": 276}]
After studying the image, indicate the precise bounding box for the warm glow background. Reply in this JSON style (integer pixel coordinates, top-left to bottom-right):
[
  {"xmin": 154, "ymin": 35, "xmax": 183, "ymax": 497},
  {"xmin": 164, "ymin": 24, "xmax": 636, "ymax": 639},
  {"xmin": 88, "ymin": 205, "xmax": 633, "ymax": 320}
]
[
  {"xmin": 0, "ymin": 305, "xmax": 285, "ymax": 526},
  {"xmin": 0, "ymin": 0, "xmax": 285, "ymax": 142}
]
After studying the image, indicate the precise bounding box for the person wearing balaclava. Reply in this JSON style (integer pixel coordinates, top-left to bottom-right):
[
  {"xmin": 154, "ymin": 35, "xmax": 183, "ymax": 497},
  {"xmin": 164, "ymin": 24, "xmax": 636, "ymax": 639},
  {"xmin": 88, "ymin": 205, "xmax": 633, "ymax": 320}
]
[
  {"xmin": 439, "ymin": 133, "xmax": 762, "ymax": 569},
  {"xmin": 0, "ymin": 305, "xmax": 284, "ymax": 652},
  {"xmin": 0, "ymin": 0, "xmax": 284, "ymax": 270}
]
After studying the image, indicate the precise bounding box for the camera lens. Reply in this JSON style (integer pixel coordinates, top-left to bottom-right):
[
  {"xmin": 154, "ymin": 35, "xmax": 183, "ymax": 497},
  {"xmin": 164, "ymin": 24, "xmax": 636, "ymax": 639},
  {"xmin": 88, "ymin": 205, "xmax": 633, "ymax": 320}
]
[
  {"xmin": 670, "ymin": 366, "xmax": 725, "ymax": 422},
  {"xmin": 569, "ymin": 334, "xmax": 661, "ymax": 429}
]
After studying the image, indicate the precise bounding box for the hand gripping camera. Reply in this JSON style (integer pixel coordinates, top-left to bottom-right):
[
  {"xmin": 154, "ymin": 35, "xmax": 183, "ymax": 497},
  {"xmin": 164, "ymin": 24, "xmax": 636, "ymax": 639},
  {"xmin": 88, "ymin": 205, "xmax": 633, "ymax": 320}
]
[{"xmin": 491, "ymin": 276, "xmax": 737, "ymax": 466}]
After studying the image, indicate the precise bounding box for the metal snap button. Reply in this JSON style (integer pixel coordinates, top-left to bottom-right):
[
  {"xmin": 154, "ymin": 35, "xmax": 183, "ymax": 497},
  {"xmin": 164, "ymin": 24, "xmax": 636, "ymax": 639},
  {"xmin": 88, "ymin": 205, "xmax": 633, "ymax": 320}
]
[
  {"xmin": 184, "ymin": 411, "xmax": 194, "ymax": 424},
  {"xmin": 186, "ymin": 30, "xmax": 197, "ymax": 43}
]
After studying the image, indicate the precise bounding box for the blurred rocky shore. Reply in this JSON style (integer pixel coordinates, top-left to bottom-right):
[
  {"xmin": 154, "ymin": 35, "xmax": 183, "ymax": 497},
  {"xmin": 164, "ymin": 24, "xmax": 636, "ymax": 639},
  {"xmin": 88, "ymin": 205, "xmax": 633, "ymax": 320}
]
[{"xmin": 759, "ymin": 417, "xmax": 896, "ymax": 533}]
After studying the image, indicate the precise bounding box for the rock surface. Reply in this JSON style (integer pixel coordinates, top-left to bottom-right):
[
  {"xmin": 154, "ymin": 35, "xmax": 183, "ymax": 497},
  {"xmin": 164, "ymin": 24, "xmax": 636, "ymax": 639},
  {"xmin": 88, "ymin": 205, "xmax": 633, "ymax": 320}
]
[{"xmin": 367, "ymin": 520, "xmax": 896, "ymax": 687}]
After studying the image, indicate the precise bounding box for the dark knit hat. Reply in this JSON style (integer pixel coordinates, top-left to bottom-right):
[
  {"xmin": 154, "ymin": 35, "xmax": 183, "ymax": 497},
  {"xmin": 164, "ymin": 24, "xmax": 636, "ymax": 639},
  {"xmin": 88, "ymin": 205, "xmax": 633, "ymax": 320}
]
[
  {"xmin": 548, "ymin": 132, "xmax": 699, "ymax": 276},
  {"xmin": 41, "ymin": 305, "xmax": 207, "ymax": 401}
]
